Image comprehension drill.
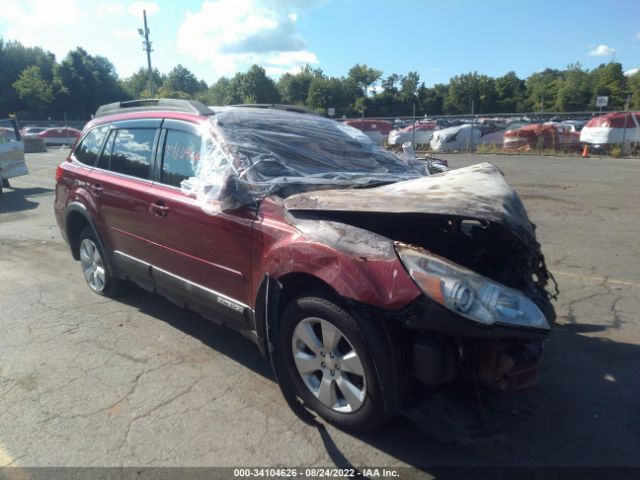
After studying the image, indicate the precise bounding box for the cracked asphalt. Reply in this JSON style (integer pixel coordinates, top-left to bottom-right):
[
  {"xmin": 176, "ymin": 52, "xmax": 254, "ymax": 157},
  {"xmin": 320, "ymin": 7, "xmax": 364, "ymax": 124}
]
[{"xmin": 0, "ymin": 149, "xmax": 638, "ymax": 471}]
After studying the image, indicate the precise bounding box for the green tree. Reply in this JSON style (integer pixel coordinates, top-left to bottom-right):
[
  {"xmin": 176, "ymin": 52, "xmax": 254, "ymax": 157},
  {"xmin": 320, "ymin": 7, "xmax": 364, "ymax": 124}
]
[
  {"xmin": 495, "ymin": 71, "xmax": 526, "ymax": 112},
  {"xmin": 554, "ymin": 63, "xmax": 591, "ymax": 111},
  {"xmin": 201, "ymin": 77, "xmax": 232, "ymax": 105},
  {"xmin": 0, "ymin": 39, "xmax": 55, "ymax": 116},
  {"xmin": 525, "ymin": 68, "xmax": 562, "ymax": 112},
  {"xmin": 51, "ymin": 47, "xmax": 126, "ymax": 118},
  {"xmin": 628, "ymin": 71, "xmax": 640, "ymax": 110},
  {"xmin": 277, "ymin": 65, "xmax": 323, "ymax": 105},
  {"xmin": 12, "ymin": 66, "xmax": 54, "ymax": 117},
  {"xmin": 347, "ymin": 64, "xmax": 382, "ymax": 98},
  {"xmin": 399, "ymin": 71, "xmax": 420, "ymax": 104},
  {"xmin": 161, "ymin": 64, "xmax": 202, "ymax": 98},
  {"xmin": 445, "ymin": 72, "xmax": 496, "ymax": 114},
  {"xmin": 418, "ymin": 83, "xmax": 447, "ymax": 115},
  {"xmin": 590, "ymin": 62, "xmax": 629, "ymax": 110},
  {"xmin": 228, "ymin": 65, "xmax": 280, "ymax": 104},
  {"xmin": 122, "ymin": 67, "xmax": 164, "ymax": 98}
]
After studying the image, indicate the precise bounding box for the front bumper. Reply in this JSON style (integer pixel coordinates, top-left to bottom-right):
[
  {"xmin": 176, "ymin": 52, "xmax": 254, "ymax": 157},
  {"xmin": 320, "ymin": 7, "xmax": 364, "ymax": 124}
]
[{"xmin": 390, "ymin": 296, "xmax": 553, "ymax": 391}]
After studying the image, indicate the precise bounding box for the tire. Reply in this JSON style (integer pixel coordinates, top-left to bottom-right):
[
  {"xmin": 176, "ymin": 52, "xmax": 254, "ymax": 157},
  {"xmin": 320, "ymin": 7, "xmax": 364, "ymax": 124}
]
[
  {"xmin": 78, "ymin": 226, "xmax": 125, "ymax": 297},
  {"xmin": 276, "ymin": 295, "xmax": 394, "ymax": 432}
]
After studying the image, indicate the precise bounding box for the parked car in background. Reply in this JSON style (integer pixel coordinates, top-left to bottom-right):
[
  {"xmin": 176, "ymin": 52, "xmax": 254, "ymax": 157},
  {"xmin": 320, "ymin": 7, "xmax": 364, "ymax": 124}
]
[
  {"xmin": 54, "ymin": 99, "xmax": 556, "ymax": 432},
  {"xmin": 560, "ymin": 120, "xmax": 586, "ymax": 132},
  {"xmin": 430, "ymin": 125, "xmax": 481, "ymax": 151},
  {"xmin": 30, "ymin": 127, "xmax": 81, "ymax": 146},
  {"xmin": 343, "ymin": 119, "xmax": 393, "ymax": 144},
  {"xmin": 503, "ymin": 123, "xmax": 580, "ymax": 152},
  {"xmin": 388, "ymin": 121, "xmax": 437, "ymax": 146},
  {"xmin": 430, "ymin": 124, "xmax": 506, "ymax": 152},
  {"xmin": 580, "ymin": 112, "xmax": 640, "ymax": 152},
  {"xmin": 20, "ymin": 126, "xmax": 49, "ymax": 137},
  {"xmin": 0, "ymin": 118, "xmax": 29, "ymax": 193}
]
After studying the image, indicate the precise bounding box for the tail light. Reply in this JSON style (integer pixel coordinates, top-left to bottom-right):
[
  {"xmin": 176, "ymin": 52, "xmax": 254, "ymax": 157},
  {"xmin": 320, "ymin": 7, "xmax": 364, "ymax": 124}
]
[{"xmin": 55, "ymin": 164, "xmax": 64, "ymax": 182}]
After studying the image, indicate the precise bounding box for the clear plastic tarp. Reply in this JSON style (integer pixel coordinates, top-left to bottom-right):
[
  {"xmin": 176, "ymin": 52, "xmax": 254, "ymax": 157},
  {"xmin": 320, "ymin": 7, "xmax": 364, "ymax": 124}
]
[{"xmin": 181, "ymin": 107, "xmax": 429, "ymax": 214}]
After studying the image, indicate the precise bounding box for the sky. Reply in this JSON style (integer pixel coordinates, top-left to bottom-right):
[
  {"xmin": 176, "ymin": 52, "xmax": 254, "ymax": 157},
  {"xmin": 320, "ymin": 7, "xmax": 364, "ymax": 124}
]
[{"xmin": 1, "ymin": 0, "xmax": 639, "ymax": 86}]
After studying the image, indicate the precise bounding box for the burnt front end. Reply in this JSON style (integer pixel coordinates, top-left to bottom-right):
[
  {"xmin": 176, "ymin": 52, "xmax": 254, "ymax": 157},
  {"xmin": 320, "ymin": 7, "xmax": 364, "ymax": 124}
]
[{"xmin": 284, "ymin": 163, "xmax": 557, "ymax": 394}]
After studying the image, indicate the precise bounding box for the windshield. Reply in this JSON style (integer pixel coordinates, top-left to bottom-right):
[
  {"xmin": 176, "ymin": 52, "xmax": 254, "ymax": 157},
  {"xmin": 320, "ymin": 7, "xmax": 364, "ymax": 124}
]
[
  {"xmin": 181, "ymin": 107, "xmax": 427, "ymax": 214},
  {"xmin": 214, "ymin": 107, "xmax": 423, "ymax": 179}
]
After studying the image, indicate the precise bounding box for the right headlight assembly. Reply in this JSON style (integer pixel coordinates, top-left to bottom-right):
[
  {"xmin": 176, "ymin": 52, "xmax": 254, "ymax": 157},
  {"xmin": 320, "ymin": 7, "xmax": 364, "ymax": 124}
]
[{"xmin": 396, "ymin": 244, "xmax": 549, "ymax": 330}]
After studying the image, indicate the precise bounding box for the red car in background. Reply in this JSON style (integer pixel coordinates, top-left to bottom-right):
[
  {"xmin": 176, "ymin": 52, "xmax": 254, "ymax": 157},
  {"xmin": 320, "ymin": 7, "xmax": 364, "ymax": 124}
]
[
  {"xmin": 503, "ymin": 123, "xmax": 580, "ymax": 151},
  {"xmin": 343, "ymin": 119, "xmax": 393, "ymax": 144},
  {"xmin": 27, "ymin": 127, "xmax": 81, "ymax": 146}
]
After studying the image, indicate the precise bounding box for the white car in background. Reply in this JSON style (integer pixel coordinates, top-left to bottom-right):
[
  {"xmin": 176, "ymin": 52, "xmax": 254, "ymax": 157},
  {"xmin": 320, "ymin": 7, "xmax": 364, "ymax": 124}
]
[
  {"xmin": 388, "ymin": 121, "xmax": 437, "ymax": 146},
  {"xmin": 0, "ymin": 118, "xmax": 29, "ymax": 193}
]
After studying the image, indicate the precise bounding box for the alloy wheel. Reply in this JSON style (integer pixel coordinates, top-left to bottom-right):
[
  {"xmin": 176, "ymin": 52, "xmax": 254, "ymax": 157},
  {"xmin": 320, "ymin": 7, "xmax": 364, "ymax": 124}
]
[
  {"xmin": 291, "ymin": 317, "xmax": 367, "ymax": 413},
  {"xmin": 79, "ymin": 238, "xmax": 106, "ymax": 292}
]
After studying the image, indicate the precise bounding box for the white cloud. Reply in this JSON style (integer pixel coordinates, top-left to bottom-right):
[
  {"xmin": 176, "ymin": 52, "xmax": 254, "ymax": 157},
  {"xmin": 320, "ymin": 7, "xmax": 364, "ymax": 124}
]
[
  {"xmin": 114, "ymin": 29, "xmax": 139, "ymax": 40},
  {"xmin": 97, "ymin": 3, "xmax": 124, "ymax": 15},
  {"xmin": 0, "ymin": 0, "xmax": 82, "ymax": 29},
  {"xmin": 635, "ymin": 32, "xmax": 640, "ymax": 40},
  {"xmin": 588, "ymin": 44, "xmax": 616, "ymax": 57},
  {"xmin": 177, "ymin": 0, "xmax": 321, "ymax": 78},
  {"xmin": 624, "ymin": 67, "xmax": 639, "ymax": 76},
  {"xmin": 128, "ymin": 1, "xmax": 159, "ymax": 18}
]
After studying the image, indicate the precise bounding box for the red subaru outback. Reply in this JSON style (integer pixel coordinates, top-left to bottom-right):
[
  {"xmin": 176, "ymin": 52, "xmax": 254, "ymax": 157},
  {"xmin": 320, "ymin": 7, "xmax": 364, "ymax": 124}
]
[{"xmin": 54, "ymin": 99, "xmax": 556, "ymax": 431}]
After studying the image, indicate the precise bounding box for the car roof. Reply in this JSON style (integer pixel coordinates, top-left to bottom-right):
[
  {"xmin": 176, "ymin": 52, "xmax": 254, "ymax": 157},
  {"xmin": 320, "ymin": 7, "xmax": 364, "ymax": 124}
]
[{"xmin": 86, "ymin": 101, "xmax": 320, "ymax": 131}]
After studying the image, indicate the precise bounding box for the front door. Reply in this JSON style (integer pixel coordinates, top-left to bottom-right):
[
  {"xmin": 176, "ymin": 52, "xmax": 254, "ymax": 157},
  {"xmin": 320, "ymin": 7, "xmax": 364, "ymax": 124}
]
[{"xmin": 146, "ymin": 120, "xmax": 254, "ymax": 322}]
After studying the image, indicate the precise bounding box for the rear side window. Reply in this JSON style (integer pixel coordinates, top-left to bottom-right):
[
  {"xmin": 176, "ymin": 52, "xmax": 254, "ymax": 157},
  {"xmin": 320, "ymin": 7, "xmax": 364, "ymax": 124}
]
[
  {"xmin": 105, "ymin": 128, "xmax": 156, "ymax": 179},
  {"xmin": 73, "ymin": 125, "xmax": 108, "ymax": 165},
  {"xmin": 161, "ymin": 129, "xmax": 201, "ymax": 187}
]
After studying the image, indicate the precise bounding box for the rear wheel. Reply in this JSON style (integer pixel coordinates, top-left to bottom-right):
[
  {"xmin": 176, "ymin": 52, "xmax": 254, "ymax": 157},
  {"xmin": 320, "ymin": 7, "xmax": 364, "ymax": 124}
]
[
  {"xmin": 277, "ymin": 295, "xmax": 395, "ymax": 432},
  {"xmin": 78, "ymin": 226, "xmax": 125, "ymax": 297}
]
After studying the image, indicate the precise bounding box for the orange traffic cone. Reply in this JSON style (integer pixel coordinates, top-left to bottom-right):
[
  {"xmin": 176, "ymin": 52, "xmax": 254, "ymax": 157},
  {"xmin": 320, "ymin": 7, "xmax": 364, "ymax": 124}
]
[{"xmin": 581, "ymin": 144, "xmax": 589, "ymax": 158}]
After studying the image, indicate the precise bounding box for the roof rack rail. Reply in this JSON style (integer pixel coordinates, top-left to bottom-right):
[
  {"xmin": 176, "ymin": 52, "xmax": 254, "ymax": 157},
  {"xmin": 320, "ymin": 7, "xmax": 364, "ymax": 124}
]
[
  {"xmin": 230, "ymin": 104, "xmax": 319, "ymax": 115},
  {"xmin": 95, "ymin": 99, "xmax": 214, "ymax": 118}
]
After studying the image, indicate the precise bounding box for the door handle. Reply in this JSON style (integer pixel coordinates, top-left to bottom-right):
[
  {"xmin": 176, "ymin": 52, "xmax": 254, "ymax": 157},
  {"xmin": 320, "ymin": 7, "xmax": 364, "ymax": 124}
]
[
  {"xmin": 90, "ymin": 183, "xmax": 103, "ymax": 195},
  {"xmin": 149, "ymin": 200, "xmax": 170, "ymax": 217}
]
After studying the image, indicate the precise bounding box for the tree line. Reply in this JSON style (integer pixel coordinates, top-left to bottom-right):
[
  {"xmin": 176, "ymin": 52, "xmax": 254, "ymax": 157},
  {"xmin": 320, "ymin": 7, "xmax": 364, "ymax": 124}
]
[{"xmin": 2, "ymin": 38, "xmax": 639, "ymax": 120}]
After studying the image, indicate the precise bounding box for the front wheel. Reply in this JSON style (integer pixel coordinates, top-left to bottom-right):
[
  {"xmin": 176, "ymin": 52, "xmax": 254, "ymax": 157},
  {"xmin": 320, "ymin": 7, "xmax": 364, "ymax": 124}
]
[{"xmin": 276, "ymin": 295, "xmax": 396, "ymax": 432}]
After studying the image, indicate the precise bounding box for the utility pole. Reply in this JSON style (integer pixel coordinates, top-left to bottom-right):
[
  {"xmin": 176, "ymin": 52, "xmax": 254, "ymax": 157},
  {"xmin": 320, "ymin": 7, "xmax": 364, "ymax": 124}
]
[{"xmin": 138, "ymin": 10, "xmax": 155, "ymax": 96}]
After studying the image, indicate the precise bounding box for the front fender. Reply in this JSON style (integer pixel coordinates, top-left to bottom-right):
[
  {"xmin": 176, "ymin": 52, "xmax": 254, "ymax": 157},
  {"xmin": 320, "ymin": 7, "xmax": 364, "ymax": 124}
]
[{"xmin": 253, "ymin": 205, "xmax": 421, "ymax": 311}]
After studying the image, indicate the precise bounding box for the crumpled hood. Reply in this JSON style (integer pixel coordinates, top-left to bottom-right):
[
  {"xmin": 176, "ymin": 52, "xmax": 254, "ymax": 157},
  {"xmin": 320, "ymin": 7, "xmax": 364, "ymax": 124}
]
[{"xmin": 283, "ymin": 162, "xmax": 537, "ymax": 248}]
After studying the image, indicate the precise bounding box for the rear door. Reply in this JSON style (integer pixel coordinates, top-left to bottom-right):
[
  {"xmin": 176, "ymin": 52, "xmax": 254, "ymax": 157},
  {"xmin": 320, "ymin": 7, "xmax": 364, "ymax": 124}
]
[
  {"xmin": 146, "ymin": 119, "xmax": 255, "ymax": 322},
  {"xmin": 88, "ymin": 120, "xmax": 160, "ymax": 284}
]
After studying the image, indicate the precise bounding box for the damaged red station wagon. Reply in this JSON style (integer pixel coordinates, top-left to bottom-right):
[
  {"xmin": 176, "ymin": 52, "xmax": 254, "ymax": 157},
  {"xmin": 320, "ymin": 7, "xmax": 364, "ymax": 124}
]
[{"xmin": 54, "ymin": 99, "xmax": 556, "ymax": 431}]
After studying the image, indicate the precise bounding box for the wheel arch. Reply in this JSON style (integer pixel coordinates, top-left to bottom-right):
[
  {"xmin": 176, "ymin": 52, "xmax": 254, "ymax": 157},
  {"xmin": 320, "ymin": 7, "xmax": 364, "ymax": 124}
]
[
  {"xmin": 253, "ymin": 272, "xmax": 342, "ymax": 357},
  {"xmin": 64, "ymin": 203, "xmax": 102, "ymax": 260}
]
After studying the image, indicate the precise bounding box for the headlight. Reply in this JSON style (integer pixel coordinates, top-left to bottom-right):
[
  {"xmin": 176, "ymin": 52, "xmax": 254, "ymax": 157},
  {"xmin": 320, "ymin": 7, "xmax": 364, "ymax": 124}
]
[{"xmin": 397, "ymin": 245, "xmax": 549, "ymax": 330}]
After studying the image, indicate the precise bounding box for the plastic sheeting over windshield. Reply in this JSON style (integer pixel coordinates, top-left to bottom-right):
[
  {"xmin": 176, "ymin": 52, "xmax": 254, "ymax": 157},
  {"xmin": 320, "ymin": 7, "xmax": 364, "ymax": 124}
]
[{"xmin": 180, "ymin": 107, "xmax": 428, "ymax": 214}]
